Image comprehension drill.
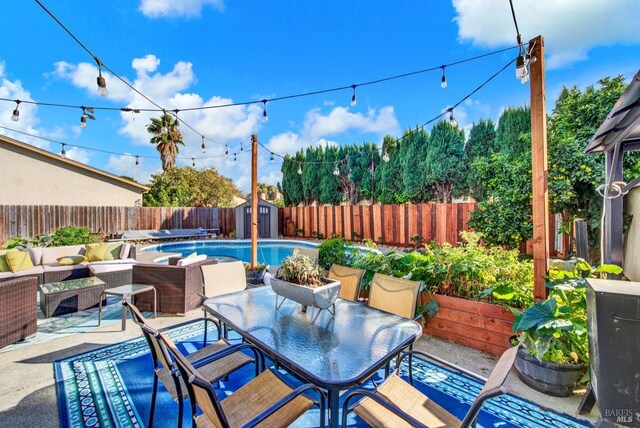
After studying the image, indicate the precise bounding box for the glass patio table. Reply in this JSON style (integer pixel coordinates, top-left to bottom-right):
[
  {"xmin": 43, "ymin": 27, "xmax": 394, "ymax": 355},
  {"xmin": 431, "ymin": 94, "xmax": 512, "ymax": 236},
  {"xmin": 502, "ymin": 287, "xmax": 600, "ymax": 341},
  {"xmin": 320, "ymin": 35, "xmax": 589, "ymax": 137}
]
[{"xmin": 203, "ymin": 286, "xmax": 422, "ymax": 427}]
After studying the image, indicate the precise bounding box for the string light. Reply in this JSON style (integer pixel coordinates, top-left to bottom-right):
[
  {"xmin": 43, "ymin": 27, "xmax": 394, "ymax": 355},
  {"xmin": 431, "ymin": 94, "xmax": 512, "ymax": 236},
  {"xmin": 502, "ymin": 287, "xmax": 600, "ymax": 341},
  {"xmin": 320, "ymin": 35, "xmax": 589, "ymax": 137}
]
[
  {"xmin": 11, "ymin": 100, "xmax": 20, "ymax": 122},
  {"xmin": 351, "ymin": 84, "xmax": 357, "ymax": 107},
  {"xmin": 135, "ymin": 155, "xmax": 140, "ymax": 168},
  {"xmin": 201, "ymin": 135, "xmax": 206, "ymax": 153},
  {"xmin": 80, "ymin": 107, "xmax": 95, "ymax": 129},
  {"xmin": 333, "ymin": 164, "xmax": 340, "ymax": 176},
  {"xmin": 297, "ymin": 163, "xmax": 303, "ymax": 175},
  {"xmin": 60, "ymin": 143, "xmax": 66, "ymax": 158},
  {"xmin": 382, "ymin": 149, "xmax": 390, "ymax": 163},
  {"xmin": 448, "ymin": 108, "xmax": 458, "ymax": 127},
  {"xmin": 95, "ymin": 58, "xmax": 108, "ymax": 97},
  {"xmin": 233, "ymin": 153, "xmax": 238, "ymax": 165},
  {"xmin": 225, "ymin": 145, "xmax": 230, "ymax": 159},
  {"xmin": 160, "ymin": 111, "xmax": 167, "ymax": 134},
  {"xmin": 262, "ymin": 100, "xmax": 268, "ymax": 123},
  {"xmin": 240, "ymin": 141, "xmax": 244, "ymax": 152},
  {"xmin": 440, "ymin": 66, "xmax": 447, "ymax": 89},
  {"xmin": 270, "ymin": 152, "xmax": 275, "ymax": 163},
  {"xmin": 173, "ymin": 109, "xmax": 180, "ymax": 130},
  {"xmin": 191, "ymin": 157, "xmax": 195, "ymax": 167}
]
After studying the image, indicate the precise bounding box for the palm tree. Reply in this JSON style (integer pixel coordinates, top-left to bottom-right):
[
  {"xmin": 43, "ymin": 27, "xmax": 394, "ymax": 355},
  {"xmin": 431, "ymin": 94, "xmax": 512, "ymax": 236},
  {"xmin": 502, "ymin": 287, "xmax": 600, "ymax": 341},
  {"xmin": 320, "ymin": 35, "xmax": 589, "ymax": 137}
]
[{"xmin": 147, "ymin": 113, "xmax": 184, "ymax": 170}]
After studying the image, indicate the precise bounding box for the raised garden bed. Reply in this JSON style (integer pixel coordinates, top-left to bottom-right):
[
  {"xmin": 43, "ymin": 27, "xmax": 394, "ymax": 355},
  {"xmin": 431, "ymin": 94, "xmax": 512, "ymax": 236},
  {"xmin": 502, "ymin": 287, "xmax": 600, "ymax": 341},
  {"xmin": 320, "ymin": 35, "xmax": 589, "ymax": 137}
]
[{"xmin": 422, "ymin": 293, "xmax": 515, "ymax": 356}]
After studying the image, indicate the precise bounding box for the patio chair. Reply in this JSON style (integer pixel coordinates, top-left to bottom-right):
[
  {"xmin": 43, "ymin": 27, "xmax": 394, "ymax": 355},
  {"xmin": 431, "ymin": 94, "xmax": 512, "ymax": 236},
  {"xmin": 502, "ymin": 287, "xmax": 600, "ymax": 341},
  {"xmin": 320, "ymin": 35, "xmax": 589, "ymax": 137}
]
[
  {"xmin": 368, "ymin": 273, "xmax": 423, "ymax": 320},
  {"xmin": 328, "ymin": 264, "xmax": 365, "ymax": 301},
  {"xmin": 200, "ymin": 261, "xmax": 247, "ymax": 299},
  {"xmin": 342, "ymin": 345, "xmax": 520, "ymax": 428},
  {"xmin": 124, "ymin": 301, "xmax": 257, "ymax": 428},
  {"xmin": 292, "ymin": 247, "xmax": 320, "ymax": 263},
  {"xmin": 157, "ymin": 330, "xmax": 327, "ymax": 428}
]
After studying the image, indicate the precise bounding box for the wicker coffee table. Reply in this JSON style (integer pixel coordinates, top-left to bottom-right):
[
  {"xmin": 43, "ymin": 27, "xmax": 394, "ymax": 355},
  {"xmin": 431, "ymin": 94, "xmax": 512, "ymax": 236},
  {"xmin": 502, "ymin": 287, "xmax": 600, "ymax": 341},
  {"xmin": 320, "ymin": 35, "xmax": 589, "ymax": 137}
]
[{"xmin": 39, "ymin": 277, "xmax": 107, "ymax": 318}]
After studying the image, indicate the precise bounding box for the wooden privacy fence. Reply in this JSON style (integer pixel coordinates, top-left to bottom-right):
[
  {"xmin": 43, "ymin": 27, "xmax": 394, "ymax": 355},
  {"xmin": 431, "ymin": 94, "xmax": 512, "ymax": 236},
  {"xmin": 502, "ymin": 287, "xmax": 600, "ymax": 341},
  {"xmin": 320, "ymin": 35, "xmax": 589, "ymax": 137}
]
[
  {"xmin": 279, "ymin": 203, "xmax": 563, "ymax": 253},
  {"xmin": 279, "ymin": 203, "xmax": 477, "ymax": 246},
  {"xmin": 0, "ymin": 205, "xmax": 236, "ymax": 245}
]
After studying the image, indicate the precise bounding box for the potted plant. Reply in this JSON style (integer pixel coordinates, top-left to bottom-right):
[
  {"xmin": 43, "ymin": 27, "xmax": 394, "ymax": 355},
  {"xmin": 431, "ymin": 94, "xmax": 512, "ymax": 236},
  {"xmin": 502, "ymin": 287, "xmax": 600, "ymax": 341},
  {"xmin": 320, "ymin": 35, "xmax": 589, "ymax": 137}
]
[
  {"xmin": 244, "ymin": 262, "xmax": 267, "ymax": 285},
  {"xmin": 271, "ymin": 255, "xmax": 341, "ymax": 313},
  {"xmin": 511, "ymin": 258, "xmax": 622, "ymax": 396}
]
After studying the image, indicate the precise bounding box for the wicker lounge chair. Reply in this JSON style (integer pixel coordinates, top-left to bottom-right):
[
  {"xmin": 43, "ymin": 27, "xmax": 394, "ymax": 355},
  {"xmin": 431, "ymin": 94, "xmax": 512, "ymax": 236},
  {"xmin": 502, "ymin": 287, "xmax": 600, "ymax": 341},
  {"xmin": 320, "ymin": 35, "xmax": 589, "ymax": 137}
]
[
  {"xmin": 327, "ymin": 264, "xmax": 365, "ymax": 301},
  {"xmin": 342, "ymin": 345, "xmax": 520, "ymax": 428},
  {"xmin": 0, "ymin": 276, "xmax": 38, "ymax": 349},
  {"xmin": 132, "ymin": 258, "xmax": 215, "ymax": 314},
  {"xmin": 124, "ymin": 301, "xmax": 256, "ymax": 428},
  {"xmin": 158, "ymin": 330, "xmax": 327, "ymax": 428}
]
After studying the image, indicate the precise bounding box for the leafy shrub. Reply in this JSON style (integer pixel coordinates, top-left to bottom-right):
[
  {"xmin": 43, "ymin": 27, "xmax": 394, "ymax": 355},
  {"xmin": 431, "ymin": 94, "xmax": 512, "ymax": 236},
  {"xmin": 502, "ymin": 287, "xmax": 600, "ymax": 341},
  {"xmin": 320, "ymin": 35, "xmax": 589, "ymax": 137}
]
[
  {"xmin": 513, "ymin": 258, "xmax": 622, "ymax": 369},
  {"xmin": 318, "ymin": 237, "xmax": 352, "ymax": 270},
  {"xmin": 349, "ymin": 231, "xmax": 534, "ymax": 309},
  {"xmin": 50, "ymin": 226, "xmax": 100, "ymax": 246},
  {"xmin": 278, "ymin": 255, "xmax": 324, "ymax": 287},
  {"xmin": 243, "ymin": 262, "xmax": 267, "ymax": 271},
  {"xmin": 3, "ymin": 234, "xmax": 52, "ymax": 249}
]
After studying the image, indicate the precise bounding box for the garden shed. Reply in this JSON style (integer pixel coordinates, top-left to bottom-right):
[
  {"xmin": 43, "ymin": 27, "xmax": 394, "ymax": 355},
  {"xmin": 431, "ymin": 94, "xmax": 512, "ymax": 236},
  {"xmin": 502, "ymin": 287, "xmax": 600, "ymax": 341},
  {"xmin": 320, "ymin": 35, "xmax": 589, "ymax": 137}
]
[{"xmin": 234, "ymin": 198, "xmax": 278, "ymax": 239}]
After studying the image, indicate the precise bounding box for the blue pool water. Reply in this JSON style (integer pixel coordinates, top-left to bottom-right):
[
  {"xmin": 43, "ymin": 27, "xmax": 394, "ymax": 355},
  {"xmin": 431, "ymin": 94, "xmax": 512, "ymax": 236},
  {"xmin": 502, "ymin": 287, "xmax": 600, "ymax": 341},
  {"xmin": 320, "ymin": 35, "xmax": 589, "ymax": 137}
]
[{"xmin": 142, "ymin": 239, "xmax": 318, "ymax": 266}]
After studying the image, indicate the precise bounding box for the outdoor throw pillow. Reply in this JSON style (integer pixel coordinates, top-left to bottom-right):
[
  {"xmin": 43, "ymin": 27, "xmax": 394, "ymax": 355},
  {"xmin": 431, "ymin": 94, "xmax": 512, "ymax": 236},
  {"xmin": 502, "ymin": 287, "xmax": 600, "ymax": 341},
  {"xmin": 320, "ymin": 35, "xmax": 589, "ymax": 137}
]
[
  {"xmin": 103, "ymin": 243, "xmax": 123, "ymax": 261},
  {"xmin": 185, "ymin": 252, "xmax": 198, "ymax": 258},
  {"xmin": 85, "ymin": 243, "xmax": 109, "ymax": 262},
  {"xmin": 0, "ymin": 250, "xmax": 13, "ymax": 272},
  {"xmin": 119, "ymin": 243, "xmax": 131, "ymax": 259},
  {"xmin": 5, "ymin": 250, "xmax": 34, "ymax": 272},
  {"xmin": 57, "ymin": 255, "xmax": 88, "ymax": 265}
]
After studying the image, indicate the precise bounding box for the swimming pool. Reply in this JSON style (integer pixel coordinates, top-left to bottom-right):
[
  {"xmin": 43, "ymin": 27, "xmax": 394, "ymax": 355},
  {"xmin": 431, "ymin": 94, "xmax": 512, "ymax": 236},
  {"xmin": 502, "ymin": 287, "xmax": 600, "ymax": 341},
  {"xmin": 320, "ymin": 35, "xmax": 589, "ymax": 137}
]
[{"xmin": 141, "ymin": 239, "xmax": 319, "ymax": 266}]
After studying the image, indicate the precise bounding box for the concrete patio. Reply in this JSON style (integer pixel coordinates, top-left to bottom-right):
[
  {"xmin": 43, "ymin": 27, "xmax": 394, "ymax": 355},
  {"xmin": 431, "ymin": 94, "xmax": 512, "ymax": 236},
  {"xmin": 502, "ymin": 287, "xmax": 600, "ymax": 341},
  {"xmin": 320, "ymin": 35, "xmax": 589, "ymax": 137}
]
[{"xmin": 0, "ymin": 306, "xmax": 597, "ymax": 428}]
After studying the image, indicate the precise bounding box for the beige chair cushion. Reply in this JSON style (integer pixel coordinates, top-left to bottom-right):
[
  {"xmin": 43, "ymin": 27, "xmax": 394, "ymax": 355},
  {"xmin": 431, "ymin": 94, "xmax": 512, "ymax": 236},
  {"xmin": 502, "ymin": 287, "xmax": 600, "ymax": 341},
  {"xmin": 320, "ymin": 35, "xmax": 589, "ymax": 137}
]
[
  {"xmin": 328, "ymin": 264, "xmax": 365, "ymax": 301},
  {"xmin": 201, "ymin": 261, "xmax": 247, "ymax": 298},
  {"xmin": 368, "ymin": 273, "xmax": 421, "ymax": 319},
  {"xmin": 176, "ymin": 254, "xmax": 208, "ymax": 266},
  {"xmin": 41, "ymin": 245, "xmax": 85, "ymax": 264}
]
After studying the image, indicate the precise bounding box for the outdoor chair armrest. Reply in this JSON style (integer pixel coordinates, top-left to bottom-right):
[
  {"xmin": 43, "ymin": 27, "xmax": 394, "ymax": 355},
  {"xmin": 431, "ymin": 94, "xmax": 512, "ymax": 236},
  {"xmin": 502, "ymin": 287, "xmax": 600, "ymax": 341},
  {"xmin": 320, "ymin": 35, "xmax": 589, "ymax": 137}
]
[
  {"xmin": 190, "ymin": 342, "xmax": 265, "ymax": 372},
  {"xmin": 341, "ymin": 388, "xmax": 429, "ymax": 428},
  {"xmin": 242, "ymin": 382, "xmax": 326, "ymax": 428},
  {"xmin": 157, "ymin": 316, "xmax": 222, "ymax": 342},
  {"xmin": 396, "ymin": 349, "xmax": 488, "ymax": 383}
]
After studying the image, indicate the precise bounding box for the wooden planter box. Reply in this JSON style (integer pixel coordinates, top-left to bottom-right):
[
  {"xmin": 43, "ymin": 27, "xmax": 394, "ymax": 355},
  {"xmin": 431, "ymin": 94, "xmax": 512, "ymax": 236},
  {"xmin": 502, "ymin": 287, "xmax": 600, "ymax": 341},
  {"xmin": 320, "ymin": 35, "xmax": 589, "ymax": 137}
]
[{"xmin": 421, "ymin": 293, "xmax": 515, "ymax": 356}]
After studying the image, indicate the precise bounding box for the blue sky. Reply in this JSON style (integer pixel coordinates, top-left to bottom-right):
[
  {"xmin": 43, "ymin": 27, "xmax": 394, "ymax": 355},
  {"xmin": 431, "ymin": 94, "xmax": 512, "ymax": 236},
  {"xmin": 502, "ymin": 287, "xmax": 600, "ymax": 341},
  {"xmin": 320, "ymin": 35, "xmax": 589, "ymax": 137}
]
[{"xmin": 1, "ymin": 0, "xmax": 639, "ymax": 192}]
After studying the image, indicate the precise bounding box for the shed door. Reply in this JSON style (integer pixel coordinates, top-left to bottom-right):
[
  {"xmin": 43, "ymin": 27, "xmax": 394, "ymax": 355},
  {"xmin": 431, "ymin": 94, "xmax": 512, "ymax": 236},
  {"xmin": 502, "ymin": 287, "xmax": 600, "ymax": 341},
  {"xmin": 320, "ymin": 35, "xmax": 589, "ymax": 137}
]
[{"xmin": 245, "ymin": 205, "xmax": 271, "ymax": 238}]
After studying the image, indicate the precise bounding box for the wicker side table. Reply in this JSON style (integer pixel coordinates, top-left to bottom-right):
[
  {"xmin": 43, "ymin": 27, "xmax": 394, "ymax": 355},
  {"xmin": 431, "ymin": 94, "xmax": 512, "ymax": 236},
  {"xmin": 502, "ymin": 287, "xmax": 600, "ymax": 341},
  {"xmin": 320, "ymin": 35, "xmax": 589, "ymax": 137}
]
[{"xmin": 39, "ymin": 277, "xmax": 107, "ymax": 318}]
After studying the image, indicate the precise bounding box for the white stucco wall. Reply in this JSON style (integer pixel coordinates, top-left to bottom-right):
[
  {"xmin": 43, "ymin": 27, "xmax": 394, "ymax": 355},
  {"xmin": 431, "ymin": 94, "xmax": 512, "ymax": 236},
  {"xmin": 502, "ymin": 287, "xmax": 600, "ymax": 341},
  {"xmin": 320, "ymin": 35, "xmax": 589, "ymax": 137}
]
[
  {"xmin": 0, "ymin": 142, "xmax": 144, "ymax": 206},
  {"xmin": 624, "ymin": 186, "xmax": 640, "ymax": 281}
]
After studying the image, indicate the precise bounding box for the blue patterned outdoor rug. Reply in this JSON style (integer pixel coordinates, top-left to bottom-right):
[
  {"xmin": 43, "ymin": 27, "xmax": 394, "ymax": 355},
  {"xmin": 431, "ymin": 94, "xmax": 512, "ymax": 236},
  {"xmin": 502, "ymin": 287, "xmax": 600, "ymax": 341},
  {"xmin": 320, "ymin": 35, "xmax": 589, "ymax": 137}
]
[{"xmin": 54, "ymin": 322, "xmax": 592, "ymax": 428}]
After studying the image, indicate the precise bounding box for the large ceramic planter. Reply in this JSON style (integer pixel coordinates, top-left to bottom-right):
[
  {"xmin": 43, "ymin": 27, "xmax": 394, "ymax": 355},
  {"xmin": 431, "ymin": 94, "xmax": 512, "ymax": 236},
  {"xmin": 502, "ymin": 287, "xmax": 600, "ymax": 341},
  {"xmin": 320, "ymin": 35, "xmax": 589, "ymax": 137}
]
[
  {"xmin": 245, "ymin": 268, "xmax": 267, "ymax": 285},
  {"xmin": 270, "ymin": 277, "xmax": 341, "ymax": 310},
  {"xmin": 421, "ymin": 293, "xmax": 516, "ymax": 356},
  {"xmin": 513, "ymin": 347, "xmax": 585, "ymax": 397}
]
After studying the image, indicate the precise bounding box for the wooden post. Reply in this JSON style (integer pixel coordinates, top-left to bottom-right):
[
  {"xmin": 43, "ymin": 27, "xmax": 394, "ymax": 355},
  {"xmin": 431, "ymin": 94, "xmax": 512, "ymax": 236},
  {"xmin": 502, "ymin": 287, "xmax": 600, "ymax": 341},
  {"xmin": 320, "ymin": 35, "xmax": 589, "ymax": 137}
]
[
  {"xmin": 529, "ymin": 35, "xmax": 550, "ymax": 301},
  {"xmin": 251, "ymin": 134, "xmax": 258, "ymax": 268}
]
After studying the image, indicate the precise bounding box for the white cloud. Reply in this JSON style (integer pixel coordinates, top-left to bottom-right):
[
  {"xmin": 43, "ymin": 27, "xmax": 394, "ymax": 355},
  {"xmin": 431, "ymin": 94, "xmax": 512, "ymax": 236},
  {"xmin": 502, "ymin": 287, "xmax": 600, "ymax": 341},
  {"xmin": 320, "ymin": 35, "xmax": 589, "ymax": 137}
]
[
  {"xmin": 65, "ymin": 147, "xmax": 90, "ymax": 164},
  {"xmin": 452, "ymin": 0, "xmax": 640, "ymax": 69},
  {"xmin": 260, "ymin": 171, "xmax": 282, "ymax": 187},
  {"xmin": 106, "ymin": 154, "xmax": 159, "ymax": 184},
  {"xmin": 139, "ymin": 0, "xmax": 224, "ymax": 19}
]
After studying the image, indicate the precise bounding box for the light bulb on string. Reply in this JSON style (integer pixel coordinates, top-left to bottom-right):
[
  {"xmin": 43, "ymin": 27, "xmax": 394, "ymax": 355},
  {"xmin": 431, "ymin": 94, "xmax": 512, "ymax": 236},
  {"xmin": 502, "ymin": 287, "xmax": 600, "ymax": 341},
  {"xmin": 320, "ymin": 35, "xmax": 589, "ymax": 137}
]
[
  {"xmin": 515, "ymin": 54, "xmax": 528, "ymax": 80},
  {"xmin": 191, "ymin": 157, "xmax": 195, "ymax": 168},
  {"xmin": 262, "ymin": 100, "xmax": 268, "ymax": 123},
  {"xmin": 382, "ymin": 150, "xmax": 390, "ymax": 163},
  {"xmin": 297, "ymin": 163, "xmax": 303, "ymax": 175},
  {"xmin": 440, "ymin": 65, "xmax": 447, "ymax": 89},
  {"xmin": 173, "ymin": 110, "xmax": 180, "ymax": 130},
  {"xmin": 79, "ymin": 106, "xmax": 95, "ymax": 129},
  {"xmin": 95, "ymin": 58, "xmax": 108, "ymax": 97},
  {"xmin": 270, "ymin": 153, "xmax": 275, "ymax": 163},
  {"xmin": 351, "ymin": 84, "xmax": 357, "ymax": 107},
  {"xmin": 135, "ymin": 156, "xmax": 140, "ymax": 168},
  {"xmin": 80, "ymin": 116, "xmax": 87, "ymax": 128},
  {"xmin": 160, "ymin": 110, "xmax": 167, "ymax": 134},
  {"xmin": 11, "ymin": 100, "xmax": 20, "ymax": 122},
  {"xmin": 233, "ymin": 153, "xmax": 238, "ymax": 165},
  {"xmin": 225, "ymin": 145, "xmax": 230, "ymax": 159},
  {"xmin": 201, "ymin": 136, "xmax": 206, "ymax": 153},
  {"xmin": 448, "ymin": 108, "xmax": 458, "ymax": 128},
  {"xmin": 333, "ymin": 164, "xmax": 340, "ymax": 176},
  {"xmin": 240, "ymin": 142, "xmax": 243, "ymax": 152},
  {"xmin": 60, "ymin": 143, "xmax": 66, "ymax": 158}
]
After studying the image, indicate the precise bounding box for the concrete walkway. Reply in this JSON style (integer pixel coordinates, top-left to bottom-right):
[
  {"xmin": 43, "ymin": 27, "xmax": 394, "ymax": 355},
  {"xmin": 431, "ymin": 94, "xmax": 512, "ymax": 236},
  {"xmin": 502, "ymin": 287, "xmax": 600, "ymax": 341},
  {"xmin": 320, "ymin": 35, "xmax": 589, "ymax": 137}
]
[{"xmin": 0, "ymin": 309, "xmax": 597, "ymax": 427}]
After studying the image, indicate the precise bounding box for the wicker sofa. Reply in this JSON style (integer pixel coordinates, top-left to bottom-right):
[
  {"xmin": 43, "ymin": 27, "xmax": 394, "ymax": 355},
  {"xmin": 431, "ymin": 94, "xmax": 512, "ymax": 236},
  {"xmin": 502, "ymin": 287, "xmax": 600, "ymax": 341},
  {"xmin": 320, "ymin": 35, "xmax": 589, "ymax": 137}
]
[
  {"xmin": 132, "ymin": 258, "xmax": 215, "ymax": 315},
  {"xmin": 0, "ymin": 243, "xmax": 137, "ymax": 287},
  {"xmin": 0, "ymin": 276, "xmax": 37, "ymax": 349}
]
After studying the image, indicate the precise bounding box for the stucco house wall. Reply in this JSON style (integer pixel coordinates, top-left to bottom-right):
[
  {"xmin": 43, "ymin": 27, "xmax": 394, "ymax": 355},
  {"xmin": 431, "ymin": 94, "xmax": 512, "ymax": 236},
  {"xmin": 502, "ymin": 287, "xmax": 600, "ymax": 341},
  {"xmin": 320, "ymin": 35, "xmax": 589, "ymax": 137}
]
[
  {"xmin": 0, "ymin": 135, "xmax": 147, "ymax": 206},
  {"xmin": 624, "ymin": 186, "xmax": 640, "ymax": 281}
]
